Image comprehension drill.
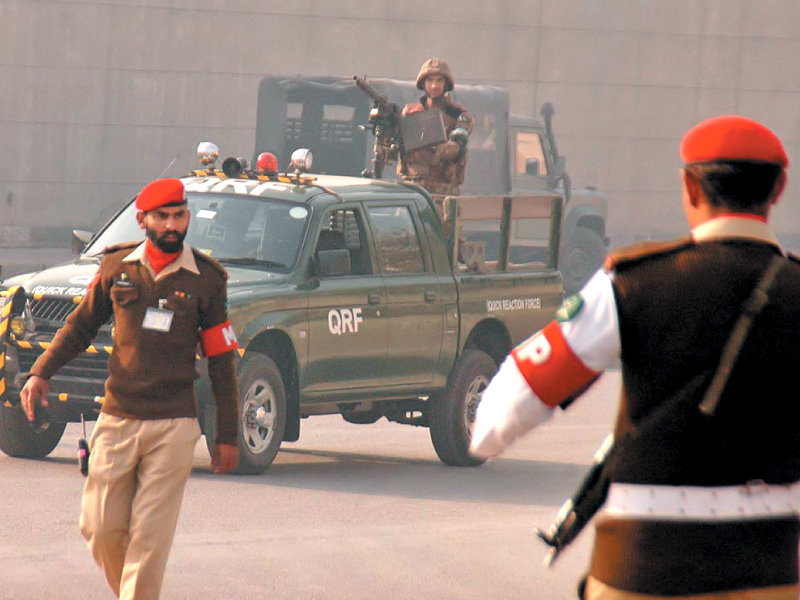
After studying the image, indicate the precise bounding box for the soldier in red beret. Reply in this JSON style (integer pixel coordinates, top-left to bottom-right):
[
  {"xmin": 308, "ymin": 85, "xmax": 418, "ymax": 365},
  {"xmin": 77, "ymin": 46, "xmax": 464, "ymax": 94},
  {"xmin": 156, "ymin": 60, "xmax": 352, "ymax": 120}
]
[
  {"xmin": 470, "ymin": 116, "xmax": 800, "ymax": 600},
  {"xmin": 21, "ymin": 178, "xmax": 240, "ymax": 600}
]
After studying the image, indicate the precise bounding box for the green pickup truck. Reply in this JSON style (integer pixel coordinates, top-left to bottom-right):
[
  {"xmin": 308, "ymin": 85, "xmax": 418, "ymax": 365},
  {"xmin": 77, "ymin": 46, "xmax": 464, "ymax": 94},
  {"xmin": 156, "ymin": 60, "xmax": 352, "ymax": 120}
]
[{"xmin": 0, "ymin": 146, "xmax": 564, "ymax": 473}]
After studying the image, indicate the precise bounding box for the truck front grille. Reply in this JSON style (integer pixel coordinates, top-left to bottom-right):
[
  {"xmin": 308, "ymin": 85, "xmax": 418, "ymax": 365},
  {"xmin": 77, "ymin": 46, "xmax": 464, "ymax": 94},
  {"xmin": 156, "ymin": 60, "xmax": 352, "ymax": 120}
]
[
  {"xmin": 31, "ymin": 297, "xmax": 78, "ymax": 322},
  {"xmin": 29, "ymin": 297, "xmax": 80, "ymax": 335},
  {"xmin": 16, "ymin": 346, "xmax": 109, "ymax": 383},
  {"xmin": 28, "ymin": 296, "xmax": 112, "ymax": 337}
]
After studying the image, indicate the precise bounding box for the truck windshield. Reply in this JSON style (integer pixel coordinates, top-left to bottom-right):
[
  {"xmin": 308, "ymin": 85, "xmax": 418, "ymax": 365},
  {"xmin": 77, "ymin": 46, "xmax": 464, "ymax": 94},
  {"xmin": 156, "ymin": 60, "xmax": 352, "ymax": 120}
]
[{"xmin": 84, "ymin": 193, "xmax": 311, "ymax": 273}]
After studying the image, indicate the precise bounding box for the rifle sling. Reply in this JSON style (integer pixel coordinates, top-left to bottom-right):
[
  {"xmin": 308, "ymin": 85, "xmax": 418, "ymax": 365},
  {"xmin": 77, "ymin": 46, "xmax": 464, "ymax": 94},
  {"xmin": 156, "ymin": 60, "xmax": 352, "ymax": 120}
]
[
  {"xmin": 612, "ymin": 253, "xmax": 788, "ymax": 443},
  {"xmin": 697, "ymin": 253, "xmax": 787, "ymax": 416}
]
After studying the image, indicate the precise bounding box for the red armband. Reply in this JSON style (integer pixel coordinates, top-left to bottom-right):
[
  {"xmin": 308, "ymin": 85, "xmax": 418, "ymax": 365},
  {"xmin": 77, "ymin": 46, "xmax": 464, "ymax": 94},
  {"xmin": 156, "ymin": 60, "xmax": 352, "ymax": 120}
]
[
  {"xmin": 200, "ymin": 321, "xmax": 239, "ymax": 357},
  {"xmin": 511, "ymin": 321, "xmax": 598, "ymax": 407},
  {"xmin": 87, "ymin": 272, "xmax": 100, "ymax": 291}
]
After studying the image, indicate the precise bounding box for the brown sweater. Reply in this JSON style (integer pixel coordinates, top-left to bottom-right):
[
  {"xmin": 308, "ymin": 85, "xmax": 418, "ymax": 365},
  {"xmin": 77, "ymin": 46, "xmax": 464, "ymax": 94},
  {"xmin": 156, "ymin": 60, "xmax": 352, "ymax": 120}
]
[
  {"xmin": 590, "ymin": 239, "xmax": 800, "ymax": 595},
  {"xmin": 29, "ymin": 242, "xmax": 239, "ymax": 445}
]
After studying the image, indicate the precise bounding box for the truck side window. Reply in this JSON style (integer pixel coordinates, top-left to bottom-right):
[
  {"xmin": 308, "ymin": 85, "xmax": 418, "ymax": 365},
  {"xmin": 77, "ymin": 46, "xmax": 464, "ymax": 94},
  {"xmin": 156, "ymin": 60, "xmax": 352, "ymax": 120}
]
[
  {"xmin": 367, "ymin": 206, "xmax": 425, "ymax": 275},
  {"xmin": 316, "ymin": 208, "xmax": 372, "ymax": 276},
  {"xmin": 516, "ymin": 132, "xmax": 548, "ymax": 178}
]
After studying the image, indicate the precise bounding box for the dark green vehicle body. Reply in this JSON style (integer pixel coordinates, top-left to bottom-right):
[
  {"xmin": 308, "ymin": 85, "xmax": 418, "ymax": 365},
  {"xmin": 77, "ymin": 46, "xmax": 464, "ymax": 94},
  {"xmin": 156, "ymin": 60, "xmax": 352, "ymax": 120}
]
[{"xmin": 0, "ymin": 167, "xmax": 563, "ymax": 472}]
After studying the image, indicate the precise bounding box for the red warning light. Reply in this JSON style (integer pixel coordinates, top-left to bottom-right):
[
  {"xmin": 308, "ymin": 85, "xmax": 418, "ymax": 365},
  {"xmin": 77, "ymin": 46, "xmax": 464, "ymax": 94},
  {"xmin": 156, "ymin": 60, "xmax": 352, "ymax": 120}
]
[{"xmin": 257, "ymin": 152, "xmax": 279, "ymax": 176}]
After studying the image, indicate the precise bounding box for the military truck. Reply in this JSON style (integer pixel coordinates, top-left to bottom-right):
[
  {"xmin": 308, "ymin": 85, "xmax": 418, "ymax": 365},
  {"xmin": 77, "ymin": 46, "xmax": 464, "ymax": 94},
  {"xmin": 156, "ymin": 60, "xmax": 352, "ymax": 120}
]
[
  {"xmin": 254, "ymin": 75, "xmax": 608, "ymax": 292},
  {"xmin": 0, "ymin": 145, "xmax": 564, "ymax": 473}
]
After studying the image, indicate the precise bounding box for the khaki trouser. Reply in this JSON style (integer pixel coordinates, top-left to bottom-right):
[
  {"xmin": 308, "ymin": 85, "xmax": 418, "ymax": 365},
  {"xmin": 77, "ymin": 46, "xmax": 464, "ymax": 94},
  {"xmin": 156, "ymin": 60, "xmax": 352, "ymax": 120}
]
[
  {"xmin": 80, "ymin": 413, "xmax": 201, "ymax": 600},
  {"xmin": 584, "ymin": 576, "xmax": 799, "ymax": 600}
]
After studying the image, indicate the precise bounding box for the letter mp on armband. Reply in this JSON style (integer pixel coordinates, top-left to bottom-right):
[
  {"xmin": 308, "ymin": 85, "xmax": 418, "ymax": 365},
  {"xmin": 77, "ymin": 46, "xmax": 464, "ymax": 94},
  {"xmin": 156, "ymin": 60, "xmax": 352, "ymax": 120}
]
[
  {"xmin": 511, "ymin": 321, "xmax": 597, "ymax": 407},
  {"xmin": 201, "ymin": 321, "xmax": 239, "ymax": 357}
]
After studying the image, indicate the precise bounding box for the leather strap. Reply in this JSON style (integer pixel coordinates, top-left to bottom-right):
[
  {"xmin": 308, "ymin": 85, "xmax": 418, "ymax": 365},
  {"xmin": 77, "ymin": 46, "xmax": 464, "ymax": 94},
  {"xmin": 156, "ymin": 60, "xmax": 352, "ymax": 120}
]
[{"xmin": 698, "ymin": 254, "xmax": 788, "ymax": 416}]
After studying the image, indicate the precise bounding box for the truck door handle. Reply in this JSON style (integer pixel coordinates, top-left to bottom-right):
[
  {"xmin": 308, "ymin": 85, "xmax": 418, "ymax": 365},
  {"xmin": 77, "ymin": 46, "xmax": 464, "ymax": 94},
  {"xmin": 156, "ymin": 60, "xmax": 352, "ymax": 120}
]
[
  {"xmin": 424, "ymin": 291, "xmax": 437, "ymax": 303},
  {"xmin": 368, "ymin": 293, "xmax": 381, "ymax": 304}
]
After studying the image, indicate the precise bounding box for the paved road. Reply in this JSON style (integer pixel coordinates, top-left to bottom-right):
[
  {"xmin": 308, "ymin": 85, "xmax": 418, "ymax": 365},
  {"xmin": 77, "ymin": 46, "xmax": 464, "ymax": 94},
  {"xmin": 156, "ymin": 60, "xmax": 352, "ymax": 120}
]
[{"xmin": 0, "ymin": 372, "xmax": 621, "ymax": 600}]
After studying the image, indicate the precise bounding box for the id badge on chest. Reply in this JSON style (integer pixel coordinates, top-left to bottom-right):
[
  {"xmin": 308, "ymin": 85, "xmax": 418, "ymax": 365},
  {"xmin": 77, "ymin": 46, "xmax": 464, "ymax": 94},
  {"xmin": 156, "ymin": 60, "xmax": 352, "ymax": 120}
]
[{"xmin": 143, "ymin": 306, "xmax": 174, "ymax": 332}]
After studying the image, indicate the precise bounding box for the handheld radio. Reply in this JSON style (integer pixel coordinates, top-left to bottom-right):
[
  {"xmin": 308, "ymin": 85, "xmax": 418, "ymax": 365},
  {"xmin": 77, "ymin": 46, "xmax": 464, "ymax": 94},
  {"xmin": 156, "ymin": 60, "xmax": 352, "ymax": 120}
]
[{"xmin": 77, "ymin": 414, "xmax": 90, "ymax": 477}]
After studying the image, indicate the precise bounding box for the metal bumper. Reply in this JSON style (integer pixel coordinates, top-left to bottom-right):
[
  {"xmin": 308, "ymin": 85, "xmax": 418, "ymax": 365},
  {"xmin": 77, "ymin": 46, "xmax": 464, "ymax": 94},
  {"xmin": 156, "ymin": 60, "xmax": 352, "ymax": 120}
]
[{"xmin": 0, "ymin": 286, "xmax": 107, "ymax": 421}]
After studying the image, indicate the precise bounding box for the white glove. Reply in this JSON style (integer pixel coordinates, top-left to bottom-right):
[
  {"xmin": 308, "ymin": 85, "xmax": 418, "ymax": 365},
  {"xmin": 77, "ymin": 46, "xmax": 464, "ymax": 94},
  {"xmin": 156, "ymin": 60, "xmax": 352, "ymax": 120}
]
[{"xmin": 470, "ymin": 355, "xmax": 555, "ymax": 458}]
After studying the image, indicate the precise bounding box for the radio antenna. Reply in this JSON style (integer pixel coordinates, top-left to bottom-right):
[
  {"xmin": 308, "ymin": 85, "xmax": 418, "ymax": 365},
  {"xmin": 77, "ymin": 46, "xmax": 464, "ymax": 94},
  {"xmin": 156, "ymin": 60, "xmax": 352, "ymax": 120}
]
[{"xmin": 156, "ymin": 154, "xmax": 179, "ymax": 179}]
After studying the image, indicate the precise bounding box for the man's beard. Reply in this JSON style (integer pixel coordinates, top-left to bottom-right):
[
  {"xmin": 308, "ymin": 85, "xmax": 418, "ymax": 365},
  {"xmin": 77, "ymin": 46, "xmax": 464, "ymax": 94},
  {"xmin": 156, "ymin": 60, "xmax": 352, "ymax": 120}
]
[{"xmin": 146, "ymin": 226, "xmax": 187, "ymax": 253}]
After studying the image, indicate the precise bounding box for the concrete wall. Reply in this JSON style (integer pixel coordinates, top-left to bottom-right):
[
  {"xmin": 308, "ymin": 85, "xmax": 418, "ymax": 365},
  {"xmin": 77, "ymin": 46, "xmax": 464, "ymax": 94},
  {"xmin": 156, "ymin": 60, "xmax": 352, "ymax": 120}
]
[{"xmin": 2, "ymin": 0, "xmax": 800, "ymax": 247}]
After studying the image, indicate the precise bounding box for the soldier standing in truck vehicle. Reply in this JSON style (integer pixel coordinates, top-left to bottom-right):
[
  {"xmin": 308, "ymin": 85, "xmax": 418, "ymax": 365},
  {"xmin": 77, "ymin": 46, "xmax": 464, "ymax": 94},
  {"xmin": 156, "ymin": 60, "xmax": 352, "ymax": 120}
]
[{"xmin": 398, "ymin": 58, "xmax": 474, "ymax": 197}]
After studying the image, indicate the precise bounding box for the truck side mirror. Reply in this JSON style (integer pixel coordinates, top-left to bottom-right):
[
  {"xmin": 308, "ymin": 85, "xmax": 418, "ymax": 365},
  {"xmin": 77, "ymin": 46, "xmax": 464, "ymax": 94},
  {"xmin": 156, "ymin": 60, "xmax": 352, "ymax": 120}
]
[
  {"xmin": 317, "ymin": 249, "xmax": 351, "ymax": 277},
  {"xmin": 525, "ymin": 158, "xmax": 540, "ymax": 176},
  {"xmin": 71, "ymin": 229, "xmax": 94, "ymax": 255}
]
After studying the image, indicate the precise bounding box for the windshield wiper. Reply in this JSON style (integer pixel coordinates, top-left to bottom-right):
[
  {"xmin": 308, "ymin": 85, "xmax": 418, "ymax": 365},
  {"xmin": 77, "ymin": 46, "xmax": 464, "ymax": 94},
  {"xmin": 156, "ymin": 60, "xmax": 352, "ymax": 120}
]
[{"xmin": 216, "ymin": 257, "xmax": 287, "ymax": 269}]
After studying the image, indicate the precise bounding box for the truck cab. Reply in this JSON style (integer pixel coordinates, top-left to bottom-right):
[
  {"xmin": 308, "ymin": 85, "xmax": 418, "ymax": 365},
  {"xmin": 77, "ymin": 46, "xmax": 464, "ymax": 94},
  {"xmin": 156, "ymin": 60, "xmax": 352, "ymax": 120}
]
[{"xmin": 508, "ymin": 110, "xmax": 609, "ymax": 293}]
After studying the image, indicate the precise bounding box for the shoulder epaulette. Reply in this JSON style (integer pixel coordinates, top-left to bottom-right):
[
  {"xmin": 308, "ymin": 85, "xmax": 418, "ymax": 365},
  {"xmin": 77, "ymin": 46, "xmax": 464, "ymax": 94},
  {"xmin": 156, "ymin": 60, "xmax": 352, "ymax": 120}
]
[
  {"xmin": 102, "ymin": 241, "xmax": 140, "ymax": 255},
  {"xmin": 604, "ymin": 236, "xmax": 693, "ymax": 271},
  {"xmin": 191, "ymin": 248, "xmax": 228, "ymax": 279}
]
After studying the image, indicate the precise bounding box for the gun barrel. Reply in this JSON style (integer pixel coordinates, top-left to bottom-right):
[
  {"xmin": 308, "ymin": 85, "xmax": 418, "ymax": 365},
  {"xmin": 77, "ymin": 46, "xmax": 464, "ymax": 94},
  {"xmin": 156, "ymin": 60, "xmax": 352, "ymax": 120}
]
[
  {"xmin": 352, "ymin": 75, "xmax": 404, "ymax": 178},
  {"xmin": 535, "ymin": 433, "xmax": 615, "ymax": 566},
  {"xmin": 353, "ymin": 75, "xmax": 384, "ymax": 105}
]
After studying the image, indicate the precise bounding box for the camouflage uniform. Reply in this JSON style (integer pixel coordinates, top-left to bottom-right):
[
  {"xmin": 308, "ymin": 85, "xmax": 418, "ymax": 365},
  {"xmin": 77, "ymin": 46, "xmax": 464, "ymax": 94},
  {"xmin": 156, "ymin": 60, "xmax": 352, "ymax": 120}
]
[{"xmin": 398, "ymin": 59, "xmax": 473, "ymax": 196}]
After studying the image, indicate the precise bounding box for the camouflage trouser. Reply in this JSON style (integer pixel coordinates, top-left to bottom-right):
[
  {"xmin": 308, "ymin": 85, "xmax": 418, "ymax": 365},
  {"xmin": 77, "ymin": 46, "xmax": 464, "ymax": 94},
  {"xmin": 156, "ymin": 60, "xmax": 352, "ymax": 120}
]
[
  {"xmin": 424, "ymin": 181, "xmax": 461, "ymax": 196},
  {"xmin": 399, "ymin": 175, "xmax": 463, "ymax": 245},
  {"xmin": 399, "ymin": 175, "xmax": 461, "ymax": 198},
  {"xmin": 429, "ymin": 194, "xmax": 466, "ymax": 265},
  {"xmin": 431, "ymin": 194, "xmax": 460, "ymax": 225}
]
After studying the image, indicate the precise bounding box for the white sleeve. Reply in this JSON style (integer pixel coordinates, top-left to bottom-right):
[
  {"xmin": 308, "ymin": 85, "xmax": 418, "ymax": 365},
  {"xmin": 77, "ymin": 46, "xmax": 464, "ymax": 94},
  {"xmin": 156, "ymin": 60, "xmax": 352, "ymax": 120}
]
[
  {"xmin": 469, "ymin": 354, "xmax": 554, "ymax": 458},
  {"xmin": 559, "ymin": 270, "xmax": 620, "ymax": 372},
  {"xmin": 469, "ymin": 270, "xmax": 621, "ymax": 458}
]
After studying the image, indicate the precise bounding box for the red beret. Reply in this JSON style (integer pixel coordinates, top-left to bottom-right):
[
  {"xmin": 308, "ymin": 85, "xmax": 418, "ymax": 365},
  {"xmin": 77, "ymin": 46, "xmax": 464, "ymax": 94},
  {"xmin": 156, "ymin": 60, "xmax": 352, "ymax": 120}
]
[
  {"xmin": 135, "ymin": 178, "xmax": 187, "ymax": 211},
  {"xmin": 680, "ymin": 115, "xmax": 788, "ymax": 167}
]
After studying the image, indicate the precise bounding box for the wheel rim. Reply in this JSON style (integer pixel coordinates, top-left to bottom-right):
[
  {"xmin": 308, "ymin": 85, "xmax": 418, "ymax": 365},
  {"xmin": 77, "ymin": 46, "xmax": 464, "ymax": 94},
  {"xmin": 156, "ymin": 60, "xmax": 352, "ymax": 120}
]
[
  {"xmin": 241, "ymin": 376, "xmax": 277, "ymax": 455},
  {"xmin": 565, "ymin": 245, "xmax": 592, "ymax": 284},
  {"xmin": 464, "ymin": 375, "xmax": 490, "ymax": 432}
]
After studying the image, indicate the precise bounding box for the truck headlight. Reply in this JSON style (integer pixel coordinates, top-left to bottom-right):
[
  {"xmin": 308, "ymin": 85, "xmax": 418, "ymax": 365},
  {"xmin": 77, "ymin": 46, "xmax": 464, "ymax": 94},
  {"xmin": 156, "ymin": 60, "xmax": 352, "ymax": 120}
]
[
  {"xmin": 289, "ymin": 148, "xmax": 313, "ymax": 173},
  {"xmin": 10, "ymin": 315, "xmax": 27, "ymax": 337}
]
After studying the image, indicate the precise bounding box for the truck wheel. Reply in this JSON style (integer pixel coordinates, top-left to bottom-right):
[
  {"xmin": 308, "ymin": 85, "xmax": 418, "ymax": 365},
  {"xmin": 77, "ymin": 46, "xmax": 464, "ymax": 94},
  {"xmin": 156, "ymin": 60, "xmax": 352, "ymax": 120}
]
[
  {"xmin": 429, "ymin": 349, "xmax": 496, "ymax": 467},
  {"xmin": 560, "ymin": 227, "xmax": 606, "ymax": 294},
  {"xmin": 205, "ymin": 353, "xmax": 286, "ymax": 474},
  {"xmin": 0, "ymin": 402, "xmax": 66, "ymax": 458}
]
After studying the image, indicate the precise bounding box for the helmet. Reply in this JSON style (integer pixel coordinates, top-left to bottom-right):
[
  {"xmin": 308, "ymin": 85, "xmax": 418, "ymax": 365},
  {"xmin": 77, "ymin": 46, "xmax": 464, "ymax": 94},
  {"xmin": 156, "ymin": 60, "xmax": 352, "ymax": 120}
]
[{"xmin": 415, "ymin": 58, "xmax": 454, "ymax": 92}]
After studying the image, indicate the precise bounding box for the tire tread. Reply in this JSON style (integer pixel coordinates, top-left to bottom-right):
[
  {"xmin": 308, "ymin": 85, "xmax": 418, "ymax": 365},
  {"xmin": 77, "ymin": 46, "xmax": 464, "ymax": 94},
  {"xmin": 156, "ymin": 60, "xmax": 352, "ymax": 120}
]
[{"xmin": 429, "ymin": 349, "xmax": 495, "ymax": 467}]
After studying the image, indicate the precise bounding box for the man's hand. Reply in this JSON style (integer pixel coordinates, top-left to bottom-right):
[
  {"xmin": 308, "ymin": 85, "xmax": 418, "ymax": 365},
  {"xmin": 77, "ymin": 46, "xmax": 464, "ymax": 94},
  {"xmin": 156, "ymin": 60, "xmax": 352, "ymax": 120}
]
[
  {"xmin": 211, "ymin": 443, "xmax": 239, "ymax": 475},
  {"xmin": 433, "ymin": 140, "xmax": 462, "ymax": 166},
  {"xmin": 20, "ymin": 376, "xmax": 49, "ymax": 422}
]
